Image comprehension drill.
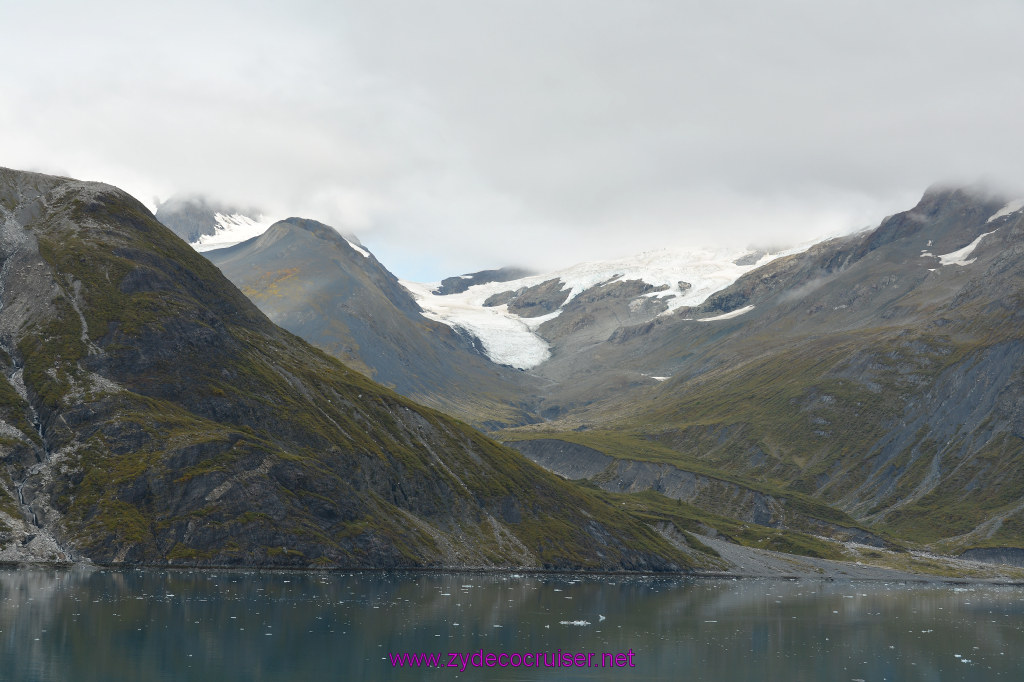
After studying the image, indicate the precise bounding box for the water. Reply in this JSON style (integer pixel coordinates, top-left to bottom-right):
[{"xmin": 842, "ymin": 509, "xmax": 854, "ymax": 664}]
[{"xmin": 1, "ymin": 567, "xmax": 1023, "ymax": 680}]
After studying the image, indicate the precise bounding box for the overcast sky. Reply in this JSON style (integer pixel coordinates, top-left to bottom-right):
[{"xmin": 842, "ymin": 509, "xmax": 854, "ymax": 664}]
[{"xmin": 4, "ymin": 1, "xmax": 1023, "ymax": 280}]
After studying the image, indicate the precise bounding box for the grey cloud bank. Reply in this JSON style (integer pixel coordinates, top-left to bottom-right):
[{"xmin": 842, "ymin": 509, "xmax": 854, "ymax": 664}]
[{"xmin": 3, "ymin": 0, "xmax": 1022, "ymax": 280}]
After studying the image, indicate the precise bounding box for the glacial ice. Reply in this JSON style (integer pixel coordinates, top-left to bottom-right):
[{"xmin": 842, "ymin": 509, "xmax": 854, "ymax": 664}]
[{"xmin": 402, "ymin": 244, "xmax": 809, "ymax": 369}]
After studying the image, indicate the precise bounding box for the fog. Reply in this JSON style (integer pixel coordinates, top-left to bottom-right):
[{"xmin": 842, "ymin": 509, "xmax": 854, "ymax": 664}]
[{"xmin": 4, "ymin": 1, "xmax": 1022, "ymax": 280}]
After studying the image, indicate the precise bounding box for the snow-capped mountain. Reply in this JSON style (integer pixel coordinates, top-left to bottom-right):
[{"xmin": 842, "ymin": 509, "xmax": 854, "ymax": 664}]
[
  {"xmin": 401, "ymin": 245, "xmax": 812, "ymax": 369},
  {"xmin": 192, "ymin": 212, "xmax": 279, "ymax": 251},
  {"xmin": 181, "ymin": 182, "xmax": 1024, "ymax": 561},
  {"xmin": 155, "ymin": 194, "xmax": 376, "ymax": 254},
  {"xmin": 155, "ymin": 195, "xmax": 276, "ymax": 250}
]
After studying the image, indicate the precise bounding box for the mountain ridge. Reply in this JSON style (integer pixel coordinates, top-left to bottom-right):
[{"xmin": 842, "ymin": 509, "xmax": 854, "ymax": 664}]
[
  {"xmin": 190, "ymin": 180, "xmax": 1024, "ymax": 560},
  {"xmin": 497, "ymin": 185, "xmax": 1024, "ymax": 556},
  {"xmin": 204, "ymin": 216, "xmax": 539, "ymax": 428},
  {"xmin": 0, "ymin": 166, "xmax": 700, "ymax": 571}
]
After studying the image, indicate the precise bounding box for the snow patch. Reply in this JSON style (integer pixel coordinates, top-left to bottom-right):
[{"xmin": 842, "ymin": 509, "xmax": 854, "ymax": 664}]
[
  {"xmin": 698, "ymin": 305, "xmax": 755, "ymax": 321},
  {"xmin": 345, "ymin": 239, "xmax": 370, "ymax": 258},
  {"xmin": 935, "ymin": 230, "xmax": 996, "ymax": 267},
  {"xmin": 986, "ymin": 200, "xmax": 1024, "ymax": 223},
  {"xmin": 193, "ymin": 213, "xmax": 276, "ymax": 252}
]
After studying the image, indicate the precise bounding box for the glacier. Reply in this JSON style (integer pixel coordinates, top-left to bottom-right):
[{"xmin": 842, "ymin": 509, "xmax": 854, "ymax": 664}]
[{"xmin": 403, "ymin": 245, "xmax": 809, "ymax": 370}]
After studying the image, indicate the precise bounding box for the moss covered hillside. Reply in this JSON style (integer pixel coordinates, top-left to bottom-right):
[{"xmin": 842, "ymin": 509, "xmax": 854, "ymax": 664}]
[{"xmin": 0, "ymin": 167, "xmax": 701, "ymax": 570}]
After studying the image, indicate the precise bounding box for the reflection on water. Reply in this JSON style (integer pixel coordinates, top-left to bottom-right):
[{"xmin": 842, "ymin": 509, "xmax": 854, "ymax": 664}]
[{"xmin": 1, "ymin": 567, "xmax": 1023, "ymax": 680}]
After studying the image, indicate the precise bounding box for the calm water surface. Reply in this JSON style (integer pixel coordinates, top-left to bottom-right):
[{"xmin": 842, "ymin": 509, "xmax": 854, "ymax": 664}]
[{"xmin": 1, "ymin": 567, "xmax": 1022, "ymax": 680}]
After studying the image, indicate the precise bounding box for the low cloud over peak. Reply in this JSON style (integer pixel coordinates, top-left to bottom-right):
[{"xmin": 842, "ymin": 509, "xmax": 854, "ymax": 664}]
[{"xmin": 4, "ymin": 0, "xmax": 1023, "ymax": 280}]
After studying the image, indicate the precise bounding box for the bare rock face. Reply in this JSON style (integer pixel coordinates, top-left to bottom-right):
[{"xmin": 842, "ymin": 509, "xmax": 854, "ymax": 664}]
[
  {"xmin": 959, "ymin": 547, "xmax": 1024, "ymax": 567},
  {"xmin": 0, "ymin": 166, "xmax": 693, "ymax": 572},
  {"xmin": 484, "ymin": 278, "xmax": 571, "ymax": 317},
  {"xmin": 433, "ymin": 267, "xmax": 534, "ymax": 296},
  {"xmin": 503, "ymin": 439, "xmax": 613, "ymax": 480}
]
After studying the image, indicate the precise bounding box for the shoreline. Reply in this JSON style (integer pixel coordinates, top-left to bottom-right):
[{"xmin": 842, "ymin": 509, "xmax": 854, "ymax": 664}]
[{"xmin": 2, "ymin": 557, "xmax": 1023, "ymax": 586}]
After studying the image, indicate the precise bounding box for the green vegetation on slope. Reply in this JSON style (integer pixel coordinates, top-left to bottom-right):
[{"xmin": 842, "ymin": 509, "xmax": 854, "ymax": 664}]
[{"xmin": 0, "ymin": 173, "xmax": 704, "ymax": 571}]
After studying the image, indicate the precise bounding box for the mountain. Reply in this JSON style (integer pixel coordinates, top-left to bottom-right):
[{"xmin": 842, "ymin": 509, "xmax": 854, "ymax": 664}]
[
  {"xmin": 0, "ymin": 166, "xmax": 700, "ymax": 571},
  {"xmin": 197, "ymin": 218, "xmax": 896, "ymax": 548},
  {"xmin": 154, "ymin": 195, "xmax": 275, "ymax": 251},
  {"xmin": 403, "ymin": 244, "xmax": 811, "ymax": 419},
  {"xmin": 196, "ymin": 182, "xmax": 1024, "ymax": 562},
  {"xmin": 498, "ymin": 186, "xmax": 1024, "ymax": 558},
  {"xmin": 203, "ymin": 218, "xmax": 538, "ymax": 428}
]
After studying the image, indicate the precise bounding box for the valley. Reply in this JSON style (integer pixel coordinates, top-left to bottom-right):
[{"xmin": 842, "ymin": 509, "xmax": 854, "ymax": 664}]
[
  {"xmin": 190, "ymin": 184, "xmax": 1024, "ymax": 572},
  {"xmin": 1, "ymin": 166, "xmax": 1021, "ymax": 577}
]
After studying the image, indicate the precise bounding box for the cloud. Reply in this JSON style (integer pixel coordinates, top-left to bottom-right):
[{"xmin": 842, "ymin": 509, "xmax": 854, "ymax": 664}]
[{"xmin": 4, "ymin": 0, "xmax": 1023, "ymax": 280}]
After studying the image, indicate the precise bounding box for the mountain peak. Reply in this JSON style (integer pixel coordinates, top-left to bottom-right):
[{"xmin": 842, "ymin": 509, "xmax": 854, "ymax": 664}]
[
  {"xmin": 915, "ymin": 183, "xmax": 1008, "ymax": 216},
  {"xmin": 154, "ymin": 193, "xmax": 264, "ymax": 244},
  {"xmin": 856, "ymin": 185, "xmax": 1008, "ymax": 258},
  {"xmin": 271, "ymin": 217, "xmax": 363, "ymax": 249}
]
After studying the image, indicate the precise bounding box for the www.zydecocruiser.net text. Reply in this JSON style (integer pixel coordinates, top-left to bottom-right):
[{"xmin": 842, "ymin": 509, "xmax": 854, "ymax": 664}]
[{"xmin": 389, "ymin": 649, "xmax": 637, "ymax": 671}]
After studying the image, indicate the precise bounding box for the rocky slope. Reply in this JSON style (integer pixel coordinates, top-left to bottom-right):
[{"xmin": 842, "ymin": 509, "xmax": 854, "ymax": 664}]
[
  {"xmin": 203, "ymin": 218, "xmax": 537, "ymax": 428},
  {"xmin": 502, "ymin": 187, "xmax": 1024, "ymax": 556},
  {"xmin": 433, "ymin": 267, "xmax": 533, "ymax": 296},
  {"xmin": 0, "ymin": 166, "xmax": 699, "ymax": 571},
  {"xmin": 166, "ymin": 176, "xmax": 1024, "ymax": 563}
]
